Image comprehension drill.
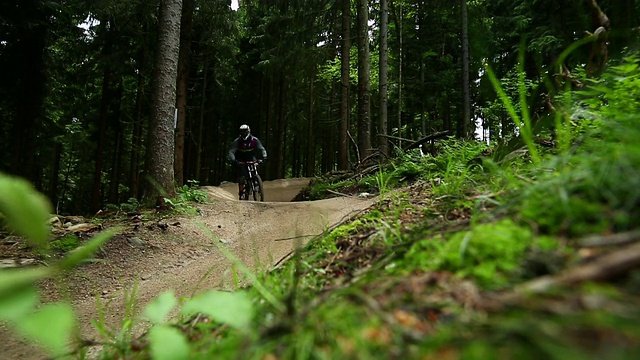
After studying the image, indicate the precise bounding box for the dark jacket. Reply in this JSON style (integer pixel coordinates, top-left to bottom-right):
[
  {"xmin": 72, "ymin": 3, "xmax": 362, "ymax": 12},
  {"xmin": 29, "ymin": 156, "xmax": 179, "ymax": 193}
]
[{"xmin": 228, "ymin": 135, "xmax": 267, "ymax": 163}]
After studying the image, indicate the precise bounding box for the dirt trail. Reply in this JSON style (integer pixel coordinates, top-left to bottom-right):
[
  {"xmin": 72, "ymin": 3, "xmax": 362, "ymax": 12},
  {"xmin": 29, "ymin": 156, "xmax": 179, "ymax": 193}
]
[{"xmin": 1, "ymin": 178, "xmax": 375, "ymax": 359}]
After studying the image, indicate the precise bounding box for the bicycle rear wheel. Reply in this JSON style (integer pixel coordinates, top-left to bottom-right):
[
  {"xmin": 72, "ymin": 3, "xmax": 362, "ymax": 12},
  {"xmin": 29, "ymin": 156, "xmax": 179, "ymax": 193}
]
[{"xmin": 252, "ymin": 175, "xmax": 264, "ymax": 201}]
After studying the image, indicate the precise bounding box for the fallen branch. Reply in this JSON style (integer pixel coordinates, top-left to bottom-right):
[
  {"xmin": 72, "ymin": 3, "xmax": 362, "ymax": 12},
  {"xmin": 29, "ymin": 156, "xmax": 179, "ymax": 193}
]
[
  {"xmin": 326, "ymin": 189, "xmax": 360, "ymax": 198},
  {"xmin": 402, "ymin": 130, "xmax": 450, "ymax": 151},
  {"xmin": 377, "ymin": 133, "xmax": 415, "ymax": 143},
  {"xmin": 491, "ymin": 241, "xmax": 640, "ymax": 306},
  {"xmin": 579, "ymin": 229, "xmax": 640, "ymax": 248}
]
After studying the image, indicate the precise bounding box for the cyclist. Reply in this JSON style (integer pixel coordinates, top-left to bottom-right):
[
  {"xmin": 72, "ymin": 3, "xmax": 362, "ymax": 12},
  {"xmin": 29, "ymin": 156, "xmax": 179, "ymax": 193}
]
[{"xmin": 228, "ymin": 124, "xmax": 268, "ymax": 199}]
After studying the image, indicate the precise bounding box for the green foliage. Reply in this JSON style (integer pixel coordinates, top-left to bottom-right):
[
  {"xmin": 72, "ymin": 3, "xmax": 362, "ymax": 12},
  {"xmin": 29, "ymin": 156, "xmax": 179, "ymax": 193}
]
[
  {"xmin": 179, "ymin": 180, "xmax": 209, "ymax": 203},
  {"xmin": 149, "ymin": 326, "xmax": 190, "ymax": 360},
  {"xmin": 181, "ymin": 290, "xmax": 255, "ymax": 331},
  {"xmin": 0, "ymin": 173, "xmax": 52, "ymax": 248},
  {"xmin": 120, "ymin": 197, "xmax": 141, "ymax": 213},
  {"xmin": 485, "ymin": 53, "xmax": 541, "ymax": 164},
  {"xmin": 0, "ymin": 173, "xmax": 116, "ymax": 357},
  {"xmin": 144, "ymin": 291, "xmax": 178, "ymax": 325},
  {"xmin": 164, "ymin": 180, "xmax": 209, "ymax": 214},
  {"xmin": 15, "ymin": 303, "xmax": 77, "ymax": 357},
  {"xmin": 512, "ymin": 55, "xmax": 640, "ymax": 237},
  {"xmin": 91, "ymin": 281, "xmax": 139, "ymax": 357},
  {"xmin": 401, "ymin": 220, "xmax": 550, "ymax": 288}
]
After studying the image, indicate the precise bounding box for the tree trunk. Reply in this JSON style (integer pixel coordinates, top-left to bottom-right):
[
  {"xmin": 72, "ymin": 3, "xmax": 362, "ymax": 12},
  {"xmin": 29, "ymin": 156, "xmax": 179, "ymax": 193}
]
[
  {"xmin": 397, "ymin": 4, "xmax": 404, "ymax": 148},
  {"xmin": 461, "ymin": 0, "xmax": 471, "ymax": 139},
  {"xmin": 306, "ymin": 71, "xmax": 316, "ymax": 177},
  {"xmin": 266, "ymin": 77, "xmax": 277, "ymax": 180},
  {"xmin": 108, "ymin": 81, "xmax": 125, "ymax": 205},
  {"xmin": 9, "ymin": 1, "xmax": 48, "ymax": 186},
  {"xmin": 174, "ymin": 0, "xmax": 195, "ymax": 187},
  {"xmin": 129, "ymin": 43, "xmax": 147, "ymax": 199},
  {"xmin": 338, "ymin": 0, "xmax": 351, "ymax": 170},
  {"xmin": 92, "ymin": 46, "xmax": 112, "ymax": 212},
  {"xmin": 144, "ymin": 0, "xmax": 182, "ymax": 203},
  {"xmin": 378, "ymin": 0, "xmax": 389, "ymax": 157},
  {"xmin": 357, "ymin": 0, "xmax": 372, "ymax": 161},
  {"xmin": 49, "ymin": 142, "xmax": 62, "ymax": 209},
  {"xmin": 276, "ymin": 78, "xmax": 287, "ymax": 178},
  {"xmin": 195, "ymin": 56, "xmax": 208, "ymax": 182}
]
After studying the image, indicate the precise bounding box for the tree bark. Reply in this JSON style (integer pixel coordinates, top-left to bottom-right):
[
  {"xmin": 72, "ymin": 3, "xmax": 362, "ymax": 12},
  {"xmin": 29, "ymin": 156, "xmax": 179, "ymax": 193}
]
[
  {"xmin": 276, "ymin": 78, "xmax": 287, "ymax": 178},
  {"xmin": 92, "ymin": 34, "xmax": 112, "ymax": 212},
  {"xmin": 195, "ymin": 56, "xmax": 208, "ymax": 183},
  {"xmin": 338, "ymin": 0, "xmax": 351, "ymax": 170},
  {"xmin": 461, "ymin": 0, "xmax": 471, "ymax": 139},
  {"xmin": 108, "ymin": 81, "xmax": 125, "ymax": 205},
  {"xmin": 174, "ymin": 0, "xmax": 195, "ymax": 187},
  {"xmin": 306, "ymin": 71, "xmax": 316, "ymax": 177},
  {"xmin": 144, "ymin": 0, "xmax": 182, "ymax": 203},
  {"xmin": 9, "ymin": 0, "xmax": 48, "ymax": 186},
  {"xmin": 129, "ymin": 42, "xmax": 147, "ymax": 199},
  {"xmin": 378, "ymin": 0, "xmax": 389, "ymax": 157},
  {"xmin": 357, "ymin": 0, "xmax": 372, "ymax": 161},
  {"xmin": 396, "ymin": 4, "xmax": 404, "ymax": 148}
]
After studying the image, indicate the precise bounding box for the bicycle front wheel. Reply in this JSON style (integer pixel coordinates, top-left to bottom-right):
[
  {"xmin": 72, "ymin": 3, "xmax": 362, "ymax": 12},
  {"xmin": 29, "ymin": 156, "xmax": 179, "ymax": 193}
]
[{"xmin": 252, "ymin": 175, "xmax": 264, "ymax": 201}]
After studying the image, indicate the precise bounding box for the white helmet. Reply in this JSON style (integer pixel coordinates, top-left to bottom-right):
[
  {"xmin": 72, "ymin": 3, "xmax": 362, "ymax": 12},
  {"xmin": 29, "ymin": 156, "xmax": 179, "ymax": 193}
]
[{"xmin": 239, "ymin": 124, "xmax": 250, "ymax": 140}]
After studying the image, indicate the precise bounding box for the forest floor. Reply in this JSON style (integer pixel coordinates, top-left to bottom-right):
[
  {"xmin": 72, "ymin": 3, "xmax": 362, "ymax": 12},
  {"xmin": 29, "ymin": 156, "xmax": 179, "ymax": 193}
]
[{"xmin": 0, "ymin": 178, "xmax": 376, "ymax": 360}]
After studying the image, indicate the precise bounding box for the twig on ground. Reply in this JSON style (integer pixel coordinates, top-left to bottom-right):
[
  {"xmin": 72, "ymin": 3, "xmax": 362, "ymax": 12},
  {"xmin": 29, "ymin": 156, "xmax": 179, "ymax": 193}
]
[
  {"xmin": 274, "ymin": 234, "xmax": 317, "ymax": 242},
  {"xmin": 489, "ymin": 241, "xmax": 640, "ymax": 307},
  {"xmin": 326, "ymin": 189, "xmax": 359, "ymax": 198},
  {"xmin": 579, "ymin": 229, "xmax": 640, "ymax": 248}
]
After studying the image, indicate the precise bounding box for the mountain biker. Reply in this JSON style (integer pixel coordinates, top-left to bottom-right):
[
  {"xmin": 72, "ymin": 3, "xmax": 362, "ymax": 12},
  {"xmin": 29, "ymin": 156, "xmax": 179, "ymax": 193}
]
[{"xmin": 228, "ymin": 124, "xmax": 268, "ymax": 200}]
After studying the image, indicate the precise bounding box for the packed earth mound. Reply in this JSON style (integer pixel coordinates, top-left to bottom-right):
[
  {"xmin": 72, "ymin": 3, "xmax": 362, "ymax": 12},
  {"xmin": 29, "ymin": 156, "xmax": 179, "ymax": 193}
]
[{"xmin": 0, "ymin": 178, "xmax": 376, "ymax": 359}]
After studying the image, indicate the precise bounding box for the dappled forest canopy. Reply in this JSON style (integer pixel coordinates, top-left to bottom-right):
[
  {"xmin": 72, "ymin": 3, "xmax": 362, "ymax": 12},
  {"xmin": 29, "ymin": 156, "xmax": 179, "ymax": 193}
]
[{"xmin": 0, "ymin": 0, "xmax": 638, "ymax": 215}]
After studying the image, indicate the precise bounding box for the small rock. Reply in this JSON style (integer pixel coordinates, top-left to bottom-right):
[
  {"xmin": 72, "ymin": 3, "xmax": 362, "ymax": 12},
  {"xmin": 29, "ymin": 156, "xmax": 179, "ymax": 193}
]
[
  {"xmin": 127, "ymin": 237, "xmax": 145, "ymax": 247},
  {"xmin": 219, "ymin": 238, "xmax": 232, "ymax": 244},
  {"xmin": 157, "ymin": 220, "xmax": 169, "ymax": 231},
  {"xmin": 48, "ymin": 216, "xmax": 63, "ymax": 228},
  {"xmin": 67, "ymin": 223, "xmax": 99, "ymax": 232}
]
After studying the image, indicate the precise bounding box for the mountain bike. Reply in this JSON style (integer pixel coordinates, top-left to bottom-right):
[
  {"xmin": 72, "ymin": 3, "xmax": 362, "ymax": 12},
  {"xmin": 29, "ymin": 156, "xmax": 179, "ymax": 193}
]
[{"xmin": 239, "ymin": 160, "xmax": 264, "ymax": 201}]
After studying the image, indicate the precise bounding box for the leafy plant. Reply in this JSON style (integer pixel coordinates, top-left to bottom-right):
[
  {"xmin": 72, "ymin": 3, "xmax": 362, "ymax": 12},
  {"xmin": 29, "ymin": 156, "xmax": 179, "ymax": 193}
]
[
  {"xmin": 164, "ymin": 180, "xmax": 209, "ymax": 214},
  {"xmin": 0, "ymin": 172, "xmax": 117, "ymax": 357}
]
